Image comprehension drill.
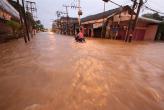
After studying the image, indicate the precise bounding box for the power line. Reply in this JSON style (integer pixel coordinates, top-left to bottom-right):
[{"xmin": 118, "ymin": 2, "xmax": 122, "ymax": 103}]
[
  {"xmin": 108, "ymin": 0, "xmax": 122, "ymax": 7},
  {"xmin": 144, "ymin": 5, "xmax": 164, "ymax": 15},
  {"xmin": 145, "ymin": 0, "xmax": 164, "ymax": 11},
  {"xmin": 140, "ymin": 0, "xmax": 164, "ymax": 14}
]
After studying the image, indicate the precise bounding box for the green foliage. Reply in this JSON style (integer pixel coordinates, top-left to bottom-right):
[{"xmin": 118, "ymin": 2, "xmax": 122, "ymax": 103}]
[
  {"xmin": 25, "ymin": 12, "xmax": 45, "ymax": 31},
  {"xmin": 26, "ymin": 12, "xmax": 35, "ymax": 25},
  {"xmin": 156, "ymin": 22, "xmax": 164, "ymax": 40},
  {"xmin": 142, "ymin": 13, "xmax": 163, "ymax": 21},
  {"xmin": 158, "ymin": 22, "xmax": 164, "ymax": 31},
  {"xmin": 36, "ymin": 20, "xmax": 41, "ymax": 24},
  {"xmin": 34, "ymin": 20, "xmax": 45, "ymax": 31},
  {"xmin": 6, "ymin": 20, "xmax": 21, "ymax": 31}
]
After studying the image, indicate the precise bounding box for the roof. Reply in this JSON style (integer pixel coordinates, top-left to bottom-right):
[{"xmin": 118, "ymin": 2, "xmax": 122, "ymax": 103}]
[
  {"xmin": 61, "ymin": 17, "xmax": 78, "ymax": 21},
  {"xmin": 60, "ymin": 17, "xmax": 78, "ymax": 23},
  {"xmin": 0, "ymin": 0, "xmax": 19, "ymax": 19},
  {"xmin": 81, "ymin": 5, "xmax": 134, "ymax": 22},
  {"xmin": 139, "ymin": 16, "xmax": 162, "ymax": 24}
]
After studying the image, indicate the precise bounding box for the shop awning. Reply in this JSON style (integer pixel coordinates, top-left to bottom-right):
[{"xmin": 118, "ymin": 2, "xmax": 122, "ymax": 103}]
[{"xmin": 0, "ymin": 0, "xmax": 19, "ymax": 19}]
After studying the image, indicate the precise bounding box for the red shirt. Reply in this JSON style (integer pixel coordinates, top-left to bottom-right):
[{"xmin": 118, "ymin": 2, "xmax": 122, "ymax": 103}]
[{"xmin": 78, "ymin": 32, "xmax": 84, "ymax": 38}]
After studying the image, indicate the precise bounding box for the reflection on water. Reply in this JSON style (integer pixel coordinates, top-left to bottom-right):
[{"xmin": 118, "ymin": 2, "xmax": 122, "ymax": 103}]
[{"xmin": 0, "ymin": 32, "xmax": 164, "ymax": 110}]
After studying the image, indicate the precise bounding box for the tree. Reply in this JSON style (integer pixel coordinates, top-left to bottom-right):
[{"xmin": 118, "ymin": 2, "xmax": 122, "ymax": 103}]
[
  {"xmin": 155, "ymin": 22, "xmax": 164, "ymax": 41},
  {"xmin": 34, "ymin": 20, "xmax": 45, "ymax": 31},
  {"xmin": 26, "ymin": 12, "xmax": 35, "ymax": 26},
  {"xmin": 142, "ymin": 13, "xmax": 163, "ymax": 21},
  {"xmin": 6, "ymin": 20, "xmax": 21, "ymax": 38}
]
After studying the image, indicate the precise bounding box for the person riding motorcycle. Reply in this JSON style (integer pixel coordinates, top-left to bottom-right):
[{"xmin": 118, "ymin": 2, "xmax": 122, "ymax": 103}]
[{"xmin": 75, "ymin": 27, "xmax": 85, "ymax": 43}]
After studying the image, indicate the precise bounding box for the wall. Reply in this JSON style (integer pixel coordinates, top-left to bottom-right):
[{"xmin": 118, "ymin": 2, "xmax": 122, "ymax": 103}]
[
  {"xmin": 0, "ymin": 21, "xmax": 12, "ymax": 33},
  {"xmin": 136, "ymin": 21, "xmax": 148, "ymax": 27},
  {"xmin": 144, "ymin": 25, "xmax": 158, "ymax": 41}
]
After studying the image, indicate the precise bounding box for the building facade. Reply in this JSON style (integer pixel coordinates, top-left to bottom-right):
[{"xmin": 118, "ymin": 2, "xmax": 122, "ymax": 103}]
[
  {"xmin": 81, "ymin": 6, "xmax": 161, "ymax": 41},
  {"xmin": 52, "ymin": 17, "xmax": 79, "ymax": 35},
  {"xmin": 0, "ymin": 0, "xmax": 20, "ymax": 42}
]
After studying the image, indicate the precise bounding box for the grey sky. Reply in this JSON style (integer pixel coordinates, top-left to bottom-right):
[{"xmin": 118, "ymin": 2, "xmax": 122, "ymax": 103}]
[{"xmin": 34, "ymin": 0, "xmax": 164, "ymax": 28}]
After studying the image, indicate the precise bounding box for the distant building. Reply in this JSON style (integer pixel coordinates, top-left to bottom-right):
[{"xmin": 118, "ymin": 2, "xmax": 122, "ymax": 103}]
[
  {"xmin": 52, "ymin": 17, "xmax": 79, "ymax": 35},
  {"xmin": 81, "ymin": 5, "xmax": 161, "ymax": 41},
  {"xmin": 52, "ymin": 19, "xmax": 61, "ymax": 33}
]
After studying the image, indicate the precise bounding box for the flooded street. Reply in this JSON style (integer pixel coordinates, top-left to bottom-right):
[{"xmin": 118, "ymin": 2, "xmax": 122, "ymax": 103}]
[{"xmin": 0, "ymin": 32, "xmax": 164, "ymax": 110}]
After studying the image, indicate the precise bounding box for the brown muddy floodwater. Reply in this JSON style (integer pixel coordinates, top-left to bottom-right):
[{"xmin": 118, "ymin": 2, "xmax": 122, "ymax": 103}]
[{"xmin": 0, "ymin": 32, "xmax": 164, "ymax": 110}]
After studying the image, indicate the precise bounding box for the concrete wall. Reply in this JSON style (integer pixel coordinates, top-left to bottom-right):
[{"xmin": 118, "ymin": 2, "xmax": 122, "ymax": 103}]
[{"xmin": 144, "ymin": 25, "xmax": 158, "ymax": 41}]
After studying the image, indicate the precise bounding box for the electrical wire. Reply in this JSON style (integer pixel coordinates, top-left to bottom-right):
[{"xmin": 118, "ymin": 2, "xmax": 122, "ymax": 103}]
[
  {"xmin": 142, "ymin": 0, "xmax": 164, "ymax": 15},
  {"xmin": 144, "ymin": 6, "xmax": 164, "ymax": 15}
]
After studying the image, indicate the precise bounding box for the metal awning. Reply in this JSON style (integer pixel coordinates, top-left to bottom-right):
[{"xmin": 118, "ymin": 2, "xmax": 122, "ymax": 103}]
[{"xmin": 0, "ymin": 0, "xmax": 19, "ymax": 19}]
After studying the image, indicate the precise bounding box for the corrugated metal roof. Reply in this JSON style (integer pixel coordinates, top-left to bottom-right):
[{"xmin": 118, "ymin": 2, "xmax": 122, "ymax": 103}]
[
  {"xmin": 81, "ymin": 8, "xmax": 120, "ymax": 22},
  {"xmin": 0, "ymin": 0, "xmax": 19, "ymax": 19},
  {"xmin": 81, "ymin": 5, "xmax": 133, "ymax": 23}
]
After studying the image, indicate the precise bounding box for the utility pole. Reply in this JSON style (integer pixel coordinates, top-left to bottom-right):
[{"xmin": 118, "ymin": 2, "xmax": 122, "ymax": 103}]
[
  {"xmin": 71, "ymin": 0, "xmax": 82, "ymax": 29},
  {"xmin": 125, "ymin": 0, "xmax": 137, "ymax": 42},
  {"xmin": 21, "ymin": 0, "xmax": 30, "ymax": 41},
  {"xmin": 56, "ymin": 11, "xmax": 67, "ymax": 34},
  {"xmin": 16, "ymin": 0, "xmax": 27, "ymax": 43},
  {"xmin": 63, "ymin": 5, "xmax": 69, "ymax": 35},
  {"xmin": 101, "ymin": 1, "xmax": 106, "ymax": 38},
  {"xmin": 25, "ymin": 1, "xmax": 37, "ymax": 19},
  {"xmin": 63, "ymin": 1, "xmax": 82, "ymax": 35},
  {"xmin": 77, "ymin": 0, "xmax": 81, "ymax": 26},
  {"xmin": 132, "ymin": 0, "xmax": 143, "ymax": 31},
  {"xmin": 25, "ymin": 1, "xmax": 37, "ymax": 37},
  {"xmin": 126, "ymin": 0, "xmax": 144, "ymax": 42}
]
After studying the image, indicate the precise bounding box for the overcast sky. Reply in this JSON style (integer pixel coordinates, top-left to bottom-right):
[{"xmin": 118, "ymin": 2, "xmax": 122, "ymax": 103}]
[{"xmin": 34, "ymin": 0, "xmax": 164, "ymax": 28}]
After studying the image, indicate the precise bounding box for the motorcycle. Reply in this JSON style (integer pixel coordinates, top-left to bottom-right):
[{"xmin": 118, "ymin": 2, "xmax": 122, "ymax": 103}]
[{"xmin": 75, "ymin": 35, "xmax": 85, "ymax": 43}]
